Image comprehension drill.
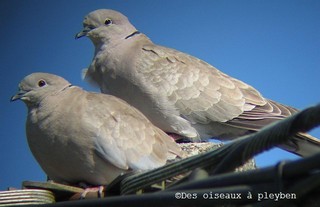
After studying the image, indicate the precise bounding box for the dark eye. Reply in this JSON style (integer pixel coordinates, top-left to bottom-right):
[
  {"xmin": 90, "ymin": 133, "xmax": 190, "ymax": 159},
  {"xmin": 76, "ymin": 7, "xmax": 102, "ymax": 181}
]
[
  {"xmin": 38, "ymin": 80, "xmax": 47, "ymax": 87},
  {"xmin": 104, "ymin": 18, "xmax": 113, "ymax": 25}
]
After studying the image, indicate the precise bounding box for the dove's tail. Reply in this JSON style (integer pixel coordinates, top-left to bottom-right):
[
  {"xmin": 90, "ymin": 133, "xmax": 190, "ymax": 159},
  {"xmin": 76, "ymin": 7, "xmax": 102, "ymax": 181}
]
[
  {"xmin": 280, "ymin": 133, "xmax": 320, "ymax": 157},
  {"xmin": 211, "ymin": 99, "xmax": 320, "ymax": 157}
]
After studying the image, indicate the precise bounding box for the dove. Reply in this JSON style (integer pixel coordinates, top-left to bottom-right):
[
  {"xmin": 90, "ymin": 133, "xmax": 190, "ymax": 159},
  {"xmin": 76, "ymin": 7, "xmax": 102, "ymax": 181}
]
[
  {"xmin": 11, "ymin": 72, "xmax": 184, "ymax": 186},
  {"xmin": 75, "ymin": 9, "xmax": 320, "ymax": 157}
]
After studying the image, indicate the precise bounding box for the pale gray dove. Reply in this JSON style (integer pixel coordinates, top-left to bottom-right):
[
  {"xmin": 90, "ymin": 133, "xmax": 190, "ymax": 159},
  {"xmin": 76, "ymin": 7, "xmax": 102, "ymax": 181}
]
[
  {"xmin": 11, "ymin": 72, "xmax": 184, "ymax": 185},
  {"xmin": 76, "ymin": 9, "xmax": 320, "ymax": 157}
]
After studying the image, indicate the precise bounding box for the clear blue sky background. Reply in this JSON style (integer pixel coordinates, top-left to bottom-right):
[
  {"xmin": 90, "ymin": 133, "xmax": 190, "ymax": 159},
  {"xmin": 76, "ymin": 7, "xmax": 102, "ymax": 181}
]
[{"xmin": 1, "ymin": 0, "xmax": 320, "ymax": 190}]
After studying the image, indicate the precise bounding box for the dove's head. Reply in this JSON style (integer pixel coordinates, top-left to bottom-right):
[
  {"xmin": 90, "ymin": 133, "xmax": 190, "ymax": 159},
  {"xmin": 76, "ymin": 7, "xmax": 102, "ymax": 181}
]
[
  {"xmin": 11, "ymin": 73, "xmax": 72, "ymax": 107},
  {"xmin": 75, "ymin": 9, "xmax": 138, "ymax": 46}
]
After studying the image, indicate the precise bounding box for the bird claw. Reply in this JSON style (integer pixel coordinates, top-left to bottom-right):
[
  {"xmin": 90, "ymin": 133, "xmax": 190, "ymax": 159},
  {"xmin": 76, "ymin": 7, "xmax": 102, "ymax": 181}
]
[{"xmin": 80, "ymin": 186, "xmax": 105, "ymax": 199}]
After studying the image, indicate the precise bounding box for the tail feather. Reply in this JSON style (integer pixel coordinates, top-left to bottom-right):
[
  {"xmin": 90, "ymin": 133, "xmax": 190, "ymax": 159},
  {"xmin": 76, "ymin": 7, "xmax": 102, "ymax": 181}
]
[
  {"xmin": 280, "ymin": 133, "xmax": 320, "ymax": 157},
  {"xmin": 224, "ymin": 100, "xmax": 320, "ymax": 157}
]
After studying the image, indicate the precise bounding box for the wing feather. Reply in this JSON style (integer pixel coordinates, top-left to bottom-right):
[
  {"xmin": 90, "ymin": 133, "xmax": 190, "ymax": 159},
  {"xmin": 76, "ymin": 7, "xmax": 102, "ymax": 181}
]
[
  {"xmin": 138, "ymin": 45, "xmax": 262, "ymax": 123},
  {"xmin": 85, "ymin": 93, "xmax": 181, "ymax": 171},
  {"xmin": 138, "ymin": 44, "xmax": 302, "ymax": 134}
]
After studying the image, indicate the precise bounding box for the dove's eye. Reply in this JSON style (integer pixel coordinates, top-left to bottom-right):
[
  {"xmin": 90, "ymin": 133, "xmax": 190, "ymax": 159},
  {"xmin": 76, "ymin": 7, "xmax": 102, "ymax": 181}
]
[
  {"xmin": 38, "ymin": 80, "xmax": 47, "ymax": 87},
  {"xmin": 104, "ymin": 18, "xmax": 113, "ymax": 25}
]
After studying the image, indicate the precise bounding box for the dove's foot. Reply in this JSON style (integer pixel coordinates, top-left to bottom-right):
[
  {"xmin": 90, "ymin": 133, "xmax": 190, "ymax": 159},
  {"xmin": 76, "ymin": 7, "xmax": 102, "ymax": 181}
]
[{"xmin": 80, "ymin": 186, "xmax": 105, "ymax": 199}]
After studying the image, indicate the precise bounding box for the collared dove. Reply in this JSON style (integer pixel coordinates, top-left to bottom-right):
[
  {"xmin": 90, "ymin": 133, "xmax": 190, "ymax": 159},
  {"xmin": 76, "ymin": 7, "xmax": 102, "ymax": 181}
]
[
  {"xmin": 76, "ymin": 9, "xmax": 320, "ymax": 157},
  {"xmin": 11, "ymin": 72, "xmax": 184, "ymax": 185}
]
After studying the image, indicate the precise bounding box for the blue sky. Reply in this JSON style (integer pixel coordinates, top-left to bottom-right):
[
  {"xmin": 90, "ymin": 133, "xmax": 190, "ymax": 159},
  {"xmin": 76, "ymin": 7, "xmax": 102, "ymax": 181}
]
[{"xmin": 1, "ymin": 0, "xmax": 320, "ymax": 190}]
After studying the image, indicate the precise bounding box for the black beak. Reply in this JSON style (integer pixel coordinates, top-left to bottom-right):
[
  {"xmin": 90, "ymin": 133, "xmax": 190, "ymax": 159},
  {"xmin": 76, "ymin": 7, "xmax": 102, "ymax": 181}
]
[
  {"xmin": 10, "ymin": 90, "xmax": 27, "ymax": 102},
  {"xmin": 75, "ymin": 27, "xmax": 92, "ymax": 39}
]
